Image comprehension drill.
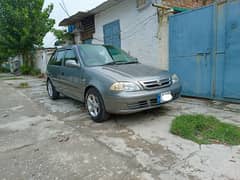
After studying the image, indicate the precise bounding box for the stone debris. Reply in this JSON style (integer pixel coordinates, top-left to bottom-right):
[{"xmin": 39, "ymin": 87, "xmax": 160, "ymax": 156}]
[
  {"xmin": 57, "ymin": 135, "xmax": 70, "ymax": 143},
  {"xmin": 1, "ymin": 113, "xmax": 8, "ymax": 118},
  {"xmin": 34, "ymin": 148, "xmax": 40, "ymax": 152}
]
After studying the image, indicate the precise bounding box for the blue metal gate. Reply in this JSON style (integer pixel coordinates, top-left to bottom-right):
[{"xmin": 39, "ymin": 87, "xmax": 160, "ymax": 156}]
[
  {"xmin": 169, "ymin": 0, "xmax": 240, "ymax": 101},
  {"xmin": 103, "ymin": 20, "xmax": 121, "ymax": 48},
  {"xmin": 224, "ymin": 0, "xmax": 240, "ymax": 99}
]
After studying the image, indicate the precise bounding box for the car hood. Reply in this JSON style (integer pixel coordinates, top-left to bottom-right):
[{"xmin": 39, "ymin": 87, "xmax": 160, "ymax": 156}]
[{"xmin": 89, "ymin": 63, "xmax": 171, "ymax": 81}]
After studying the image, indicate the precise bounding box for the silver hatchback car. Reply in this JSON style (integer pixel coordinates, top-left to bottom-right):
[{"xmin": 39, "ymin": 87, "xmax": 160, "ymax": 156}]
[{"xmin": 46, "ymin": 45, "xmax": 181, "ymax": 122}]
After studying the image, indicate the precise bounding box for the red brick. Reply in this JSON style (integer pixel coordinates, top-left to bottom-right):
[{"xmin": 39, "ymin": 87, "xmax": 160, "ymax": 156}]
[{"xmin": 162, "ymin": 0, "xmax": 213, "ymax": 9}]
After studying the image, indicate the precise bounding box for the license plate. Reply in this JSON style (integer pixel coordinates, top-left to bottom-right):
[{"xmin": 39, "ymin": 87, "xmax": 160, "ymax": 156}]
[{"xmin": 157, "ymin": 91, "xmax": 173, "ymax": 104}]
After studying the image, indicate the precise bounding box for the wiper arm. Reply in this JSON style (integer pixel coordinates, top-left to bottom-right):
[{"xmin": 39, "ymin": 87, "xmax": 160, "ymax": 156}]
[
  {"xmin": 103, "ymin": 61, "xmax": 125, "ymax": 65},
  {"xmin": 103, "ymin": 62, "xmax": 117, "ymax": 66},
  {"xmin": 103, "ymin": 60, "xmax": 138, "ymax": 66},
  {"xmin": 123, "ymin": 61, "xmax": 139, "ymax": 64}
]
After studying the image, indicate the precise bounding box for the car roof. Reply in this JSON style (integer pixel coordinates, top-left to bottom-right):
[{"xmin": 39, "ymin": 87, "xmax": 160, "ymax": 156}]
[{"xmin": 57, "ymin": 44, "xmax": 113, "ymax": 51}]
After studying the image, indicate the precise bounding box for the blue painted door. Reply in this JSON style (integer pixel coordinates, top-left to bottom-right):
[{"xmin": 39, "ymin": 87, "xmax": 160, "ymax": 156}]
[
  {"xmin": 223, "ymin": 0, "xmax": 240, "ymax": 99},
  {"xmin": 169, "ymin": 6, "xmax": 214, "ymax": 98},
  {"xmin": 103, "ymin": 20, "xmax": 121, "ymax": 48}
]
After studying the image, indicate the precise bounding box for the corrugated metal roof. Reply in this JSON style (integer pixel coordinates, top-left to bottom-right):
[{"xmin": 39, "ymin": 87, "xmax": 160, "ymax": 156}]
[
  {"xmin": 59, "ymin": 11, "xmax": 91, "ymax": 26},
  {"xmin": 59, "ymin": 0, "xmax": 122, "ymax": 26}
]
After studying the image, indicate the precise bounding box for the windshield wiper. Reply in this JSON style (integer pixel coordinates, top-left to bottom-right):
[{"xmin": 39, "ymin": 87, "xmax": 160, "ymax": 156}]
[
  {"xmin": 103, "ymin": 62, "xmax": 117, "ymax": 66},
  {"xmin": 103, "ymin": 60, "xmax": 138, "ymax": 66},
  {"xmin": 122, "ymin": 61, "xmax": 139, "ymax": 64},
  {"xmin": 103, "ymin": 61, "xmax": 126, "ymax": 66},
  {"xmin": 114, "ymin": 60, "xmax": 139, "ymax": 65}
]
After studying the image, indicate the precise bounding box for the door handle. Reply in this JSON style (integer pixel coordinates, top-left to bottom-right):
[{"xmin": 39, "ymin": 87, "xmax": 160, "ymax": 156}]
[
  {"xmin": 215, "ymin": 51, "xmax": 225, "ymax": 54},
  {"xmin": 196, "ymin": 52, "xmax": 205, "ymax": 56},
  {"xmin": 196, "ymin": 52, "xmax": 210, "ymax": 67},
  {"xmin": 196, "ymin": 52, "xmax": 210, "ymax": 56}
]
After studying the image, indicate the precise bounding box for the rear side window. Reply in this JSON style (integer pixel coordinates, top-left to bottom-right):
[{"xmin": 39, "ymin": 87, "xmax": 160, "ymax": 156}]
[
  {"xmin": 48, "ymin": 52, "xmax": 57, "ymax": 65},
  {"xmin": 48, "ymin": 50, "xmax": 65, "ymax": 66},
  {"xmin": 64, "ymin": 49, "xmax": 78, "ymax": 66}
]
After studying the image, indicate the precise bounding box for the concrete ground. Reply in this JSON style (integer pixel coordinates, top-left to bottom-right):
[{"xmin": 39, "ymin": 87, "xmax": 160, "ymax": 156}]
[{"xmin": 0, "ymin": 73, "xmax": 239, "ymax": 180}]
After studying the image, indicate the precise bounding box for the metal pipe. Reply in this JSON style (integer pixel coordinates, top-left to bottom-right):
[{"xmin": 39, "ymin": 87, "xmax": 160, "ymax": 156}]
[{"xmin": 152, "ymin": 3, "xmax": 171, "ymax": 10}]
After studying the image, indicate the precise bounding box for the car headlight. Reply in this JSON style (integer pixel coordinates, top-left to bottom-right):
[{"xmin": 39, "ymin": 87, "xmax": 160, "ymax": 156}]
[
  {"xmin": 110, "ymin": 82, "xmax": 141, "ymax": 92},
  {"xmin": 172, "ymin": 74, "xmax": 179, "ymax": 84}
]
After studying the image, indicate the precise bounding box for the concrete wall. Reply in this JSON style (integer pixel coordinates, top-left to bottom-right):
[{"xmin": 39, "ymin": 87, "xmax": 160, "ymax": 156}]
[
  {"xmin": 35, "ymin": 49, "xmax": 55, "ymax": 74},
  {"xmin": 73, "ymin": 32, "xmax": 81, "ymax": 44},
  {"xmin": 158, "ymin": 11, "xmax": 169, "ymax": 70},
  {"xmin": 92, "ymin": 0, "xmax": 169, "ymax": 70}
]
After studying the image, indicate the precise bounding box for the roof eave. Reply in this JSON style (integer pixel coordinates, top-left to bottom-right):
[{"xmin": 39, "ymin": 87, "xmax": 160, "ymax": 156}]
[
  {"xmin": 59, "ymin": 0, "xmax": 120, "ymax": 26},
  {"xmin": 58, "ymin": 11, "xmax": 92, "ymax": 26}
]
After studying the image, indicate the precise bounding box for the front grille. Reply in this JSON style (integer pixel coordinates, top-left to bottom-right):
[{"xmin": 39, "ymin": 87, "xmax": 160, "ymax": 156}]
[
  {"xmin": 127, "ymin": 100, "xmax": 148, "ymax": 110},
  {"xmin": 140, "ymin": 78, "xmax": 171, "ymax": 90},
  {"xmin": 150, "ymin": 98, "xmax": 158, "ymax": 106},
  {"xmin": 127, "ymin": 98, "xmax": 162, "ymax": 110}
]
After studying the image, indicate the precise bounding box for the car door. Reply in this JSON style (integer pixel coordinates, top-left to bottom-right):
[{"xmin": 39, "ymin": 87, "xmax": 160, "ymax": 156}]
[
  {"xmin": 47, "ymin": 50, "xmax": 65, "ymax": 92},
  {"xmin": 60, "ymin": 48, "xmax": 84, "ymax": 99}
]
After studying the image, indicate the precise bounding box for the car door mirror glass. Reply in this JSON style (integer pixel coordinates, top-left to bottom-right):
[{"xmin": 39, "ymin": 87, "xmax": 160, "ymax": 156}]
[{"xmin": 65, "ymin": 59, "xmax": 80, "ymax": 68}]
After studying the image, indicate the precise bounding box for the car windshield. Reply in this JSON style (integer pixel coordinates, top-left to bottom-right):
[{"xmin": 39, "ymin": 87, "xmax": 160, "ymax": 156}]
[
  {"xmin": 78, "ymin": 45, "xmax": 138, "ymax": 67},
  {"xmin": 105, "ymin": 45, "xmax": 138, "ymax": 64}
]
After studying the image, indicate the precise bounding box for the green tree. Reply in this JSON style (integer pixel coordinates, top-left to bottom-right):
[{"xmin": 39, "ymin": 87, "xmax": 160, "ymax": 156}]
[
  {"xmin": 0, "ymin": 0, "xmax": 55, "ymax": 67},
  {"xmin": 51, "ymin": 28, "xmax": 73, "ymax": 46}
]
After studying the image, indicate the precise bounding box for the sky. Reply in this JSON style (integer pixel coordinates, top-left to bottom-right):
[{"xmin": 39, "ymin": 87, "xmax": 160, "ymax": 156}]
[{"xmin": 43, "ymin": 0, "xmax": 107, "ymax": 47}]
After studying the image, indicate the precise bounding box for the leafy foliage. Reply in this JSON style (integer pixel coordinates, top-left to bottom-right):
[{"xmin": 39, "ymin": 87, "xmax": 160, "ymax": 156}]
[
  {"xmin": 20, "ymin": 65, "xmax": 32, "ymax": 75},
  {"xmin": 20, "ymin": 65, "xmax": 41, "ymax": 76},
  {"xmin": 51, "ymin": 28, "xmax": 73, "ymax": 46},
  {"xmin": 0, "ymin": 0, "xmax": 55, "ymax": 66},
  {"xmin": 0, "ymin": 65, "xmax": 10, "ymax": 73}
]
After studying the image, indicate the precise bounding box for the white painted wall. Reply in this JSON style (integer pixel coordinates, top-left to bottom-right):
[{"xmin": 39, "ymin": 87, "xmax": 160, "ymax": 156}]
[
  {"xmin": 92, "ymin": 0, "xmax": 168, "ymax": 70},
  {"xmin": 158, "ymin": 11, "xmax": 169, "ymax": 70},
  {"xmin": 35, "ymin": 49, "xmax": 55, "ymax": 74},
  {"xmin": 74, "ymin": 32, "xmax": 81, "ymax": 44}
]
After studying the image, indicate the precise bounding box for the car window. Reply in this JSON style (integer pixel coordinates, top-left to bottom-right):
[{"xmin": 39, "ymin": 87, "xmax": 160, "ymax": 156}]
[
  {"xmin": 54, "ymin": 51, "xmax": 65, "ymax": 66},
  {"xmin": 48, "ymin": 51, "xmax": 65, "ymax": 66},
  {"xmin": 106, "ymin": 46, "xmax": 137, "ymax": 62},
  {"xmin": 78, "ymin": 45, "xmax": 113, "ymax": 66},
  {"xmin": 64, "ymin": 49, "xmax": 78, "ymax": 66},
  {"xmin": 48, "ymin": 52, "xmax": 57, "ymax": 65}
]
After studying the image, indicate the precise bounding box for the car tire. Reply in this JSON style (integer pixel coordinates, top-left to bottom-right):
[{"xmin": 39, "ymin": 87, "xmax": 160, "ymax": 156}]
[
  {"xmin": 85, "ymin": 88, "xmax": 109, "ymax": 123},
  {"xmin": 47, "ymin": 79, "xmax": 59, "ymax": 100}
]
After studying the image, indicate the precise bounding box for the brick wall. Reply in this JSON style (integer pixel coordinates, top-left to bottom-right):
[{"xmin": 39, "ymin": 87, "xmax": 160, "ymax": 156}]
[{"xmin": 162, "ymin": 0, "xmax": 214, "ymax": 9}]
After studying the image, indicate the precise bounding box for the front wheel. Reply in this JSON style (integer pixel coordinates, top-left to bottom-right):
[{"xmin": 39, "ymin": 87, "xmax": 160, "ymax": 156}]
[
  {"xmin": 85, "ymin": 88, "xmax": 109, "ymax": 123},
  {"xmin": 47, "ymin": 79, "xmax": 59, "ymax": 100}
]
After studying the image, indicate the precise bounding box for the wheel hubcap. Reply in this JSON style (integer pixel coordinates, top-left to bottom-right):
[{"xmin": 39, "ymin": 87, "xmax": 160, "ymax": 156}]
[
  {"xmin": 87, "ymin": 94, "xmax": 100, "ymax": 117},
  {"xmin": 48, "ymin": 81, "xmax": 53, "ymax": 97}
]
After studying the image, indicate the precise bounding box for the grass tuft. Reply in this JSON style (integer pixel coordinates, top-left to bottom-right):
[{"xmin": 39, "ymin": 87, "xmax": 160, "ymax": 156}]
[
  {"xmin": 170, "ymin": 114, "xmax": 240, "ymax": 145},
  {"xmin": 17, "ymin": 82, "xmax": 30, "ymax": 88},
  {"xmin": 3, "ymin": 77, "xmax": 24, "ymax": 80}
]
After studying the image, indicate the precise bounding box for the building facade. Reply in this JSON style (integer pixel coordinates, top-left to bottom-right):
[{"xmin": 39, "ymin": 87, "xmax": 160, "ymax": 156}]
[
  {"xmin": 59, "ymin": 0, "xmax": 213, "ymax": 70},
  {"xmin": 93, "ymin": 0, "xmax": 163, "ymax": 68}
]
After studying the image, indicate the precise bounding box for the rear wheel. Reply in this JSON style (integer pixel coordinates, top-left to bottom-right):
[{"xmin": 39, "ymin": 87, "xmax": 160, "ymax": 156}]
[
  {"xmin": 85, "ymin": 88, "xmax": 109, "ymax": 123},
  {"xmin": 47, "ymin": 79, "xmax": 59, "ymax": 100}
]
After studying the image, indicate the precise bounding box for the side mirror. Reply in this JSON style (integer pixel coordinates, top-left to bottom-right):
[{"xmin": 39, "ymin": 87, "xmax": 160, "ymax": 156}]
[{"xmin": 65, "ymin": 59, "xmax": 80, "ymax": 68}]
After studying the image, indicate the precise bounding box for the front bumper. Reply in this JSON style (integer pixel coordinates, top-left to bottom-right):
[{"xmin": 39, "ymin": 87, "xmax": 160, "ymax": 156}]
[{"xmin": 104, "ymin": 82, "xmax": 181, "ymax": 114}]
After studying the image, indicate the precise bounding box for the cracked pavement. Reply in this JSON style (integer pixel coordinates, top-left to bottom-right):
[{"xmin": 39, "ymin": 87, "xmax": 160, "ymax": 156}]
[{"xmin": 0, "ymin": 74, "xmax": 240, "ymax": 180}]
